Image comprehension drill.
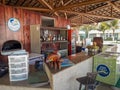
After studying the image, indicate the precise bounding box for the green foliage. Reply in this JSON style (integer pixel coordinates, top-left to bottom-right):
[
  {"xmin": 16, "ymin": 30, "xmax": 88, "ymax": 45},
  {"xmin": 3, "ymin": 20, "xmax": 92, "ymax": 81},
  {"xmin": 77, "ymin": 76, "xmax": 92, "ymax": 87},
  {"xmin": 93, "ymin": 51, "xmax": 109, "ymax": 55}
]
[
  {"xmin": 98, "ymin": 22, "xmax": 109, "ymax": 33},
  {"xmin": 79, "ymin": 24, "xmax": 96, "ymax": 38},
  {"xmin": 104, "ymin": 37, "xmax": 112, "ymax": 41},
  {"xmin": 108, "ymin": 20, "xmax": 119, "ymax": 34}
]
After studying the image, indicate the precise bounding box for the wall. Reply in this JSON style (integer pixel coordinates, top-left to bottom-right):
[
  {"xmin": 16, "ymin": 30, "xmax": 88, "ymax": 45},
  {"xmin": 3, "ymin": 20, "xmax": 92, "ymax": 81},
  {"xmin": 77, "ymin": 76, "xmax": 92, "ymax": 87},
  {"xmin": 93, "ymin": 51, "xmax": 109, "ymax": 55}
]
[{"xmin": 0, "ymin": 5, "xmax": 70, "ymax": 63}]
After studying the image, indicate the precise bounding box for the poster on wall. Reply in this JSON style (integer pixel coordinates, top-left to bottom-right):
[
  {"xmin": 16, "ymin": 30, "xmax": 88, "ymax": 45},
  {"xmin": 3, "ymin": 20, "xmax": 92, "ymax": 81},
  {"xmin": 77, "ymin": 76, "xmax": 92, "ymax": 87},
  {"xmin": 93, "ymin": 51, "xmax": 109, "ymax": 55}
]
[{"xmin": 8, "ymin": 18, "xmax": 20, "ymax": 32}]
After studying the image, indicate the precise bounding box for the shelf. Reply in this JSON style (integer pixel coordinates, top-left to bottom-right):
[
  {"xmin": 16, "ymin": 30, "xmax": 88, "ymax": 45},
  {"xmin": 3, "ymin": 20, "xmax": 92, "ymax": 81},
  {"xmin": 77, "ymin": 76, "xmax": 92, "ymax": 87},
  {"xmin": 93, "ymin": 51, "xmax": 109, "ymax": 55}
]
[
  {"xmin": 40, "ymin": 26, "xmax": 68, "ymax": 30},
  {"xmin": 41, "ymin": 40, "xmax": 68, "ymax": 44},
  {"xmin": 39, "ymin": 25, "xmax": 68, "ymax": 57}
]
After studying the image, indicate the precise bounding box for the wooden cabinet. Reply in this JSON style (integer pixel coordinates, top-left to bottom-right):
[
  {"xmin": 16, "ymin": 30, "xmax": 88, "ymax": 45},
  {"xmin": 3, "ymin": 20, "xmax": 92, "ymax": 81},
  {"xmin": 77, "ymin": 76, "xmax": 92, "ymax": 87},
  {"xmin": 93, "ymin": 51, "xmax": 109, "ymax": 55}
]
[{"xmin": 40, "ymin": 26, "xmax": 68, "ymax": 57}]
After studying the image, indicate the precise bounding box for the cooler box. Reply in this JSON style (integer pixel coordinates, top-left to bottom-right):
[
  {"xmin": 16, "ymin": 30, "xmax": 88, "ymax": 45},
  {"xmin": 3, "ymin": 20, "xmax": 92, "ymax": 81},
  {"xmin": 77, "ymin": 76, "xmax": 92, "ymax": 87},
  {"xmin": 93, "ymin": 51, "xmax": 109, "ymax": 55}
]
[{"xmin": 93, "ymin": 52, "xmax": 120, "ymax": 85}]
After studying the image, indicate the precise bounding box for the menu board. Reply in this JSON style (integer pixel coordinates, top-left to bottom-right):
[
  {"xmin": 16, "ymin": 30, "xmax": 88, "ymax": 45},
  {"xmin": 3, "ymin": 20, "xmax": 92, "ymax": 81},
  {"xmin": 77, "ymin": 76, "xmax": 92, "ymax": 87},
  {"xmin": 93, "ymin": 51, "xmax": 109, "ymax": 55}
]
[{"xmin": 8, "ymin": 54, "xmax": 28, "ymax": 81}]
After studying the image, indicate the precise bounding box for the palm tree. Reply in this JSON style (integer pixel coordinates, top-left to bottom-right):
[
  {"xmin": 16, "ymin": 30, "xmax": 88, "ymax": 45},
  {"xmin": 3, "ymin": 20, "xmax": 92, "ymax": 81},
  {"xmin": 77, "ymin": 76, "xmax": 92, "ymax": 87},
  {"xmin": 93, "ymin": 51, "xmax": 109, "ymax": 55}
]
[
  {"xmin": 107, "ymin": 20, "xmax": 119, "ymax": 41},
  {"xmin": 98, "ymin": 22, "xmax": 109, "ymax": 40},
  {"xmin": 79, "ymin": 24, "xmax": 96, "ymax": 38}
]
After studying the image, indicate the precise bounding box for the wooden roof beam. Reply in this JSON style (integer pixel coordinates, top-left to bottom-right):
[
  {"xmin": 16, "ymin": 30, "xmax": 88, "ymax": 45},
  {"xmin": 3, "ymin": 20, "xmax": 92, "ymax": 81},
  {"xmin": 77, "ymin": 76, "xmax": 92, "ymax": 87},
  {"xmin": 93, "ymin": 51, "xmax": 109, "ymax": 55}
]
[
  {"xmin": 88, "ymin": 4, "xmax": 109, "ymax": 13},
  {"xmin": 107, "ymin": 1, "xmax": 120, "ymax": 12},
  {"xmin": 59, "ymin": 10, "xmax": 119, "ymax": 20},
  {"xmin": 61, "ymin": 0, "xmax": 67, "ymax": 19},
  {"xmin": 55, "ymin": 0, "xmax": 109, "ymax": 11},
  {"xmin": 64, "ymin": 0, "xmax": 73, "ymax": 6},
  {"xmin": 69, "ymin": 2, "xmax": 116, "ymax": 20},
  {"xmin": 20, "ymin": 0, "xmax": 26, "ymax": 6},
  {"xmin": 37, "ymin": 0, "xmax": 59, "ymax": 16},
  {"xmin": 37, "ymin": 0, "xmax": 47, "ymax": 7},
  {"xmin": 15, "ymin": 6, "xmax": 51, "ymax": 12},
  {"xmin": 49, "ymin": 0, "xmax": 54, "ymax": 8},
  {"xmin": 70, "ymin": 3, "xmax": 109, "ymax": 20},
  {"xmin": 2, "ymin": 0, "xmax": 5, "ymax": 4}
]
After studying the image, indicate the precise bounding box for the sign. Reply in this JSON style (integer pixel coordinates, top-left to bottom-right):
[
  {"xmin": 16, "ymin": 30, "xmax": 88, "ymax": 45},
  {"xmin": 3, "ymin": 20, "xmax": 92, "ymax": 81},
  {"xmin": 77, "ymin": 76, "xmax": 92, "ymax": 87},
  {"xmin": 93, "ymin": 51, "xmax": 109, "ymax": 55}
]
[
  {"xmin": 97, "ymin": 64, "xmax": 110, "ymax": 77},
  {"xmin": 8, "ymin": 18, "xmax": 20, "ymax": 32}
]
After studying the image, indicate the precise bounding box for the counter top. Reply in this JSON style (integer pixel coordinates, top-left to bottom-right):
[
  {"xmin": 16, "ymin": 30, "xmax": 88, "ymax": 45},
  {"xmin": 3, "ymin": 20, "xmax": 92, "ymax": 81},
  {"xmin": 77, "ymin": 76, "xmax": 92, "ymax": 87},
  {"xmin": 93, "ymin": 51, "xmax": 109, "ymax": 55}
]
[
  {"xmin": 105, "ymin": 44, "xmax": 120, "ymax": 53},
  {"xmin": 68, "ymin": 52, "xmax": 91, "ymax": 64},
  {"xmin": 45, "ymin": 52, "xmax": 92, "ymax": 74}
]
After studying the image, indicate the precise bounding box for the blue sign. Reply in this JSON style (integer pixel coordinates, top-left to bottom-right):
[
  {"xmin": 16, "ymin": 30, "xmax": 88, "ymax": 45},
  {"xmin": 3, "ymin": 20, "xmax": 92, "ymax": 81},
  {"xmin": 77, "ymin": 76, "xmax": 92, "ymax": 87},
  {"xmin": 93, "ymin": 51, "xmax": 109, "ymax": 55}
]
[{"xmin": 97, "ymin": 64, "xmax": 110, "ymax": 77}]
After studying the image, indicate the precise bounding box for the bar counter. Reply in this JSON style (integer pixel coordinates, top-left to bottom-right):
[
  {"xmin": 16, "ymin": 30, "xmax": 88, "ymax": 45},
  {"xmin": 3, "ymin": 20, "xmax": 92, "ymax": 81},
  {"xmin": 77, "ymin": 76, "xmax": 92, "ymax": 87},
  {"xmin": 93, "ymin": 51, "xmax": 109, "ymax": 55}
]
[
  {"xmin": 44, "ymin": 52, "xmax": 93, "ymax": 90},
  {"xmin": 44, "ymin": 51, "xmax": 92, "ymax": 75},
  {"xmin": 0, "ymin": 50, "xmax": 94, "ymax": 90},
  {"xmin": 0, "ymin": 46, "xmax": 111, "ymax": 90},
  {"xmin": 44, "ymin": 45, "xmax": 114, "ymax": 90}
]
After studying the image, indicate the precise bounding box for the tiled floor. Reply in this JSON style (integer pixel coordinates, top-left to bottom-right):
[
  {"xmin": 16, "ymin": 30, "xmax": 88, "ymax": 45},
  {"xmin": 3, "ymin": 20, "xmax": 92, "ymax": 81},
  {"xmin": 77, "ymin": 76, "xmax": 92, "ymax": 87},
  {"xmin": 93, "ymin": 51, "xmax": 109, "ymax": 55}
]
[
  {"xmin": 96, "ymin": 85, "xmax": 113, "ymax": 90},
  {"xmin": 96, "ymin": 83, "xmax": 120, "ymax": 90}
]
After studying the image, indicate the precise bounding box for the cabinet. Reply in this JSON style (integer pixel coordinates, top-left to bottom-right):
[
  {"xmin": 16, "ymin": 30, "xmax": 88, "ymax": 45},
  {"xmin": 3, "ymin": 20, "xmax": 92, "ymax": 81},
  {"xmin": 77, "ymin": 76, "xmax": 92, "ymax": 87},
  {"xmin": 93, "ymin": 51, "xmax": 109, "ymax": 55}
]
[
  {"xmin": 40, "ymin": 26, "xmax": 68, "ymax": 58},
  {"xmin": 30, "ymin": 24, "xmax": 41, "ymax": 54},
  {"xmin": 8, "ymin": 54, "xmax": 29, "ymax": 81}
]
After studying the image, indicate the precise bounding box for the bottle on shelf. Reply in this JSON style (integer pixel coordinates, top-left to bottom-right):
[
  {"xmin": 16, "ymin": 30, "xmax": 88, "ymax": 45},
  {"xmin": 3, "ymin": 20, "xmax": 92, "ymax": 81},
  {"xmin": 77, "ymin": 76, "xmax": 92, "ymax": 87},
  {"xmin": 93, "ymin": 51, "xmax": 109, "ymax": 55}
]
[
  {"xmin": 47, "ymin": 34, "xmax": 52, "ymax": 41},
  {"xmin": 61, "ymin": 36, "xmax": 63, "ymax": 40},
  {"xmin": 53, "ymin": 35, "xmax": 56, "ymax": 41},
  {"xmin": 43, "ymin": 35, "xmax": 46, "ymax": 41},
  {"xmin": 58, "ymin": 34, "xmax": 61, "ymax": 41},
  {"xmin": 40, "ymin": 36, "xmax": 44, "ymax": 42}
]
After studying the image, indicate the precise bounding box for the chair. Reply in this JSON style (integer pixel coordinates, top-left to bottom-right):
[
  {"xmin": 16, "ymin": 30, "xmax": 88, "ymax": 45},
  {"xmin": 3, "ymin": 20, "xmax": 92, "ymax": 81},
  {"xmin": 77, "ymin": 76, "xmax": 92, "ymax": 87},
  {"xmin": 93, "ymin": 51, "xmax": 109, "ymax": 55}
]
[{"xmin": 76, "ymin": 72, "xmax": 98, "ymax": 90}]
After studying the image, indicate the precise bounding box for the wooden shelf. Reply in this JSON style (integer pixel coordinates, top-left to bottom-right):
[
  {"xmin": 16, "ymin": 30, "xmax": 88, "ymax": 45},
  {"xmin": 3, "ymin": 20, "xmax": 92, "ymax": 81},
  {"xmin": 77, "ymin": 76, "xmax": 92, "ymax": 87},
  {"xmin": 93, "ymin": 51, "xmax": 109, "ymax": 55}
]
[
  {"xmin": 40, "ymin": 26, "xmax": 68, "ymax": 30},
  {"xmin": 41, "ymin": 40, "xmax": 68, "ymax": 44}
]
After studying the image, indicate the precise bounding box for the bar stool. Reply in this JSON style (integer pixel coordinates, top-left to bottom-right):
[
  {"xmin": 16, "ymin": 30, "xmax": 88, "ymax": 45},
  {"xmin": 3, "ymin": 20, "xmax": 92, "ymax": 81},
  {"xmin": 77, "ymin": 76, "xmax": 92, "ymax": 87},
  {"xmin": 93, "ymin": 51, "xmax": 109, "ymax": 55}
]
[{"xmin": 76, "ymin": 72, "xmax": 98, "ymax": 90}]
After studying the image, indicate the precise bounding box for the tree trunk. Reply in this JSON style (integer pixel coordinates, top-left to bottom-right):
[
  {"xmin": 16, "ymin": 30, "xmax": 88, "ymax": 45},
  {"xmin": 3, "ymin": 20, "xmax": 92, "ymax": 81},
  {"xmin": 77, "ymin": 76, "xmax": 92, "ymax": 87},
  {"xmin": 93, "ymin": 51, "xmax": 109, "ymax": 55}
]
[{"xmin": 113, "ymin": 29, "xmax": 115, "ymax": 41}]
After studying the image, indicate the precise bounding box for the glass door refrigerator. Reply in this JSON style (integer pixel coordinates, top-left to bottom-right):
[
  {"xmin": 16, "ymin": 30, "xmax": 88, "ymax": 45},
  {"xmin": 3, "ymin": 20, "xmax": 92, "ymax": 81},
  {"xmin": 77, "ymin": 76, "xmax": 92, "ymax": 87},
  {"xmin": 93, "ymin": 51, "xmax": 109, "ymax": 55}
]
[{"xmin": 68, "ymin": 29, "xmax": 76, "ymax": 55}]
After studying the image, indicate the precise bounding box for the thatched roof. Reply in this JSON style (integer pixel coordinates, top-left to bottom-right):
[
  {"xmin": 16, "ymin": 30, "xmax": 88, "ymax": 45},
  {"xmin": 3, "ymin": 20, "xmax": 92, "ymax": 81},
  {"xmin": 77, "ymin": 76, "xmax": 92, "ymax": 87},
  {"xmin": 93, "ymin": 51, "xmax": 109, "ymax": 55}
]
[{"xmin": 1, "ymin": 0, "xmax": 120, "ymax": 26}]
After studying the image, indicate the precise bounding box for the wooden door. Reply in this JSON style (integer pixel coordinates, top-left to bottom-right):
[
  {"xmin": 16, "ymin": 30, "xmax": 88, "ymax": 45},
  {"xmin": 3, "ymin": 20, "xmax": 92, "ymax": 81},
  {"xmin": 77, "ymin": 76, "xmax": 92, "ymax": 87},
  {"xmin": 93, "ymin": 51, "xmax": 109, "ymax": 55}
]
[{"xmin": 30, "ymin": 25, "xmax": 41, "ymax": 53}]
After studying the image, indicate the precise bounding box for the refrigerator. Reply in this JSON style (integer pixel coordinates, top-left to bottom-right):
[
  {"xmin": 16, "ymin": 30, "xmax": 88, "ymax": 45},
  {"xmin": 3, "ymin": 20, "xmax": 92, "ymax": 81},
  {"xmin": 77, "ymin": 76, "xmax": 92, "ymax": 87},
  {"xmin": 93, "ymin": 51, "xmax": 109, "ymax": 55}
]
[{"xmin": 93, "ymin": 52, "xmax": 120, "ymax": 86}]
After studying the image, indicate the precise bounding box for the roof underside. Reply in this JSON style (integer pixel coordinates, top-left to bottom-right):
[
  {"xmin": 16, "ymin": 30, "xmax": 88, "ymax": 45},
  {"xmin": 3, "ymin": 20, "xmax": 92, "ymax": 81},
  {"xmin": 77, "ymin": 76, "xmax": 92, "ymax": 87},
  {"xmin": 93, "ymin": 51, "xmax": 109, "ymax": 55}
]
[{"xmin": 0, "ymin": 0, "xmax": 120, "ymax": 26}]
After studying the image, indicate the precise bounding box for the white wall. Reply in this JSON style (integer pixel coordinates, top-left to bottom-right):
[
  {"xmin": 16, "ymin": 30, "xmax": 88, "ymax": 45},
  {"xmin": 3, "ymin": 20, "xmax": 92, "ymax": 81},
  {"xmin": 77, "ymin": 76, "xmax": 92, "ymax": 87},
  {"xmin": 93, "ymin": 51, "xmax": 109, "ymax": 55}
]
[{"xmin": 53, "ymin": 57, "xmax": 93, "ymax": 90}]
